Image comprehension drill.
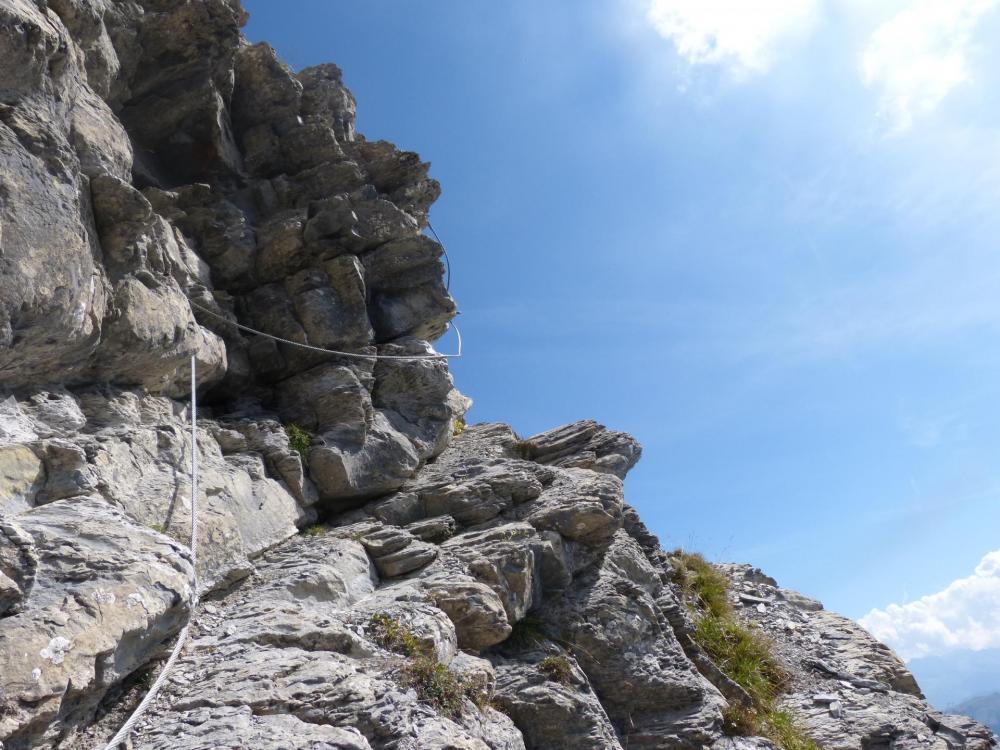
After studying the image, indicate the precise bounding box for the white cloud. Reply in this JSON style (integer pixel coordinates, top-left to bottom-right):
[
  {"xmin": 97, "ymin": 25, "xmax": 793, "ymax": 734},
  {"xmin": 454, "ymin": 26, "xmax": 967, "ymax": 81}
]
[
  {"xmin": 860, "ymin": 0, "xmax": 1000, "ymax": 132},
  {"xmin": 646, "ymin": 0, "xmax": 822, "ymax": 74},
  {"xmin": 859, "ymin": 550, "xmax": 1000, "ymax": 660}
]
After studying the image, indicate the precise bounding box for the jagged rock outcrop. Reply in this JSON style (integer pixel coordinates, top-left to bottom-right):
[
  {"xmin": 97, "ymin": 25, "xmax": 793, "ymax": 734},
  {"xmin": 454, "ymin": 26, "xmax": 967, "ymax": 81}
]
[
  {"xmin": 1, "ymin": 0, "xmax": 464, "ymax": 744},
  {"xmin": 718, "ymin": 566, "xmax": 997, "ymax": 750},
  {"xmin": 0, "ymin": 2, "xmax": 996, "ymax": 750}
]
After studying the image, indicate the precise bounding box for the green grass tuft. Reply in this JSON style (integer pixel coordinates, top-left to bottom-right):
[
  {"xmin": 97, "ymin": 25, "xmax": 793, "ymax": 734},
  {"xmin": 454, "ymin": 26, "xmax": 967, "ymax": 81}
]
[
  {"xmin": 367, "ymin": 615, "xmax": 463, "ymax": 716},
  {"xmin": 284, "ymin": 423, "xmax": 312, "ymax": 460},
  {"xmin": 538, "ymin": 655, "xmax": 573, "ymax": 685},
  {"xmin": 671, "ymin": 550, "xmax": 731, "ymax": 619},
  {"xmin": 401, "ymin": 654, "xmax": 465, "ymax": 718},
  {"xmin": 670, "ymin": 550, "xmax": 821, "ymax": 750},
  {"xmin": 695, "ymin": 614, "xmax": 789, "ymax": 709},
  {"xmin": 471, "ymin": 691, "xmax": 508, "ymax": 714},
  {"xmin": 369, "ymin": 613, "xmax": 425, "ymax": 658},
  {"xmin": 760, "ymin": 708, "xmax": 821, "ymax": 750},
  {"xmin": 302, "ymin": 524, "xmax": 327, "ymax": 537}
]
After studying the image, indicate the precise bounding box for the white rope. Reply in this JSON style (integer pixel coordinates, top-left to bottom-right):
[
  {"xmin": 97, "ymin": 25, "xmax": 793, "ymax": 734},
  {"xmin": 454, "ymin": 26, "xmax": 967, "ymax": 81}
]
[
  {"xmin": 187, "ymin": 299, "xmax": 462, "ymax": 361},
  {"xmin": 99, "ymin": 300, "xmax": 460, "ymax": 749},
  {"xmin": 97, "ymin": 223, "xmax": 460, "ymax": 747},
  {"xmin": 99, "ymin": 356, "xmax": 200, "ymax": 750}
]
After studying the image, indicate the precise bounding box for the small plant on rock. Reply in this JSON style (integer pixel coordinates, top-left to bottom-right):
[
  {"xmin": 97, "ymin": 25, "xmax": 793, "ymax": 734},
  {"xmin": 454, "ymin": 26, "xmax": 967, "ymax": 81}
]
[
  {"xmin": 284, "ymin": 423, "xmax": 312, "ymax": 460},
  {"xmin": 302, "ymin": 524, "xmax": 327, "ymax": 537},
  {"xmin": 367, "ymin": 614, "xmax": 467, "ymax": 718},
  {"xmin": 512, "ymin": 439, "xmax": 534, "ymax": 460},
  {"xmin": 0, "ymin": 696, "xmax": 16, "ymax": 719},
  {"xmin": 401, "ymin": 655, "xmax": 464, "ymax": 719},
  {"xmin": 758, "ymin": 707, "xmax": 820, "ymax": 750},
  {"xmin": 538, "ymin": 655, "xmax": 573, "ymax": 685},
  {"xmin": 452, "ymin": 416, "xmax": 466, "ymax": 436},
  {"xmin": 669, "ymin": 549, "xmax": 820, "ymax": 750},
  {"xmin": 670, "ymin": 549, "xmax": 730, "ymax": 618},
  {"xmin": 470, "ymin": 690, "xmax": 505, "ymax": 713},
  {"xmin": 369, "ymin": 613, "xmax": 424, "ymax": 657}
]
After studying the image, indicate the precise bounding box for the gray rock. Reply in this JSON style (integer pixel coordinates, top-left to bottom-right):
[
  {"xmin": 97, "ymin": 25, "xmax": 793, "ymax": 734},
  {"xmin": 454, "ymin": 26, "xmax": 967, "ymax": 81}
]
[
  {"xmin": 719, "ymin": 562, "xmax": 996, "ymax": 750},
  {"xmin": 0, "ymin": 388, "xmax": 316, "ymax": 592},
  {"xmin": 0, "ymin": 497, "xmax": 193, "ymax": 750},
  {"xmin": 372, "ymin": 540, "xmax": 439, "ymax": 578},
  {"xmin": 536, "ymin": 530, "xmax": 726, "ymax": 749},
  {"xmin": 493, "ymin": 650, "xmax": 624, "ymax": 750},
  {"xmin": 441, "ymin": 523, "xmax": 540, "ymax": 622},
  {"xmin": 0, "ymin": 445, "xmax": 45, "ymax": 514},
  {"xmin": 422, "ymin": 577, "xmax": 513, "ymax": 651},
  {"xmin": 360, "ymin": 525, "xmax": 418, "ymax": 557},
  {"xmin": 139, "ymin": 705, "xmax": 373, "ymax": 750},
  {"xmin": 2, "ymin": 5, "xmax": 991, "ymax": 750},
  {"xmin": 517, "ymin": 419, "xmax": 642, "ymax": 479},
  {"xmin": 124, "ymin": 533, "xmax": 522, "ymax": 750},
  {"xmin": 406, "ymin": 514, "xmax": 457, "ymax": 542}
]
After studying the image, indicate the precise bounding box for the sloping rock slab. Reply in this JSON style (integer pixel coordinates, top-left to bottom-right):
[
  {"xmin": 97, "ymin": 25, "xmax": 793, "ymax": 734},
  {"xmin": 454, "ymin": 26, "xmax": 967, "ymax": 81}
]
[{"xmin": 0, "ymin": 496, "xmax": 193, "ymax": 750}]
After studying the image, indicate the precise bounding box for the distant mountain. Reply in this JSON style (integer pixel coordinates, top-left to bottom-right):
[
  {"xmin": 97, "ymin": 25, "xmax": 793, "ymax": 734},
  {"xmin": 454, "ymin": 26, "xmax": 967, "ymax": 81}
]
[
  {"xmin": 908, "ymin": 648, "xmax": 1000, "ymax": 708},
  {"xmin": 949, "ymin": 693, "xmax": 1000, "ymax": 733}
]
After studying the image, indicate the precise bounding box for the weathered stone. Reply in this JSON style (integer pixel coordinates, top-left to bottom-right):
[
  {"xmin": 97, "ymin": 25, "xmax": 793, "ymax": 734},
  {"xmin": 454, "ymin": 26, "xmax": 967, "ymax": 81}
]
[
  {"xmin": 0, "ymin": 445, "xmax": 45, "ymax": 514},
  {"xmin": 369, "ymin": 491, "xmax": 423, "ymax": 526},
  {"xmin": 363, "ymin": 236, "xmax": 456, "ymax": 341},
  {"xmin": 298, "ymin": 63, "xmax": 357, "ymax": 142},
  {"xmin": 493, "ymin": 650, "xmax": 624, "ymax": 750},
  {"xmin": 0, "ymin": 497, "xmax": 193, "ymax": 750},
  {"xmin": 0, "ymin": 5, "xmax": 992, "ymax": 750},
  {"xmin": 83, "ymin": 393, "xmax": 314, "ymax": 591},
  {"xmin": 441, "ymin": 524, "xmax": 540, "ymax": 622},
  {"xmin": 139, "ymin": 705, "xmax": 373, "ymax": 750},
  {"xmin": 518, "ymin": 419, "xmax": 642, "ymax": 479},
  {"xmin": 519, "ymin": 468, "xmax": 625, "ymax": 544},
  {"xmin": 422, "ymin": 578, "xmax": 513, "ymax": 651},
  {"xmin": 373, "ymin": 539, "xmax": 439, "ymax": 578},
  {"xmin": 714, "ymin": 563, "xmax": 995, "ymax": 750},
  {"xmin": 407, "ymin": 515, "xmax": 456, "ymax": 543},
  {"xmin": 536, "ymin": 530, "xmax": 726, "ymax": 749},
  {"xmin": 121, "ymin": 529, "xmax": 521, "ymax": 750},
  {"xmin": 420, "ymin": 463, "xmax": 544, "ymax": 526},
  {"xmin": 0, "ymin": 517, "xmax": 36, "ymax": 617},
  {"xmin": 360, "ymin": 526, "xmax": 416, "ymax": 557}
]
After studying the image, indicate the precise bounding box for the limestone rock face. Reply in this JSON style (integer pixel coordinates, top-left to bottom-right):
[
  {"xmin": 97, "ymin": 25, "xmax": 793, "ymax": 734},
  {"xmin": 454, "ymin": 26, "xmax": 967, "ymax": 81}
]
[
  {"xmin": 1, "ymin": 0, "xmax": 465, "ymax": 741},
  {"xmin": 718, "ymin": 565, "xmax": 997, "ymax": 750},
  {"xmin": 119, "ymin": 421, "xmax": 701, "ymax": 750},
  {"xmin": 0, "ymin": 497, "xmax": 193, "ymax": 750},
  {"xmin": 0, "ymin": 3, "xmax": 996, "ymax": 750},
  {"xmin": 0, "ymin": 0, "xmax": 465, "ymax": 493},
  {"xmin": 125, "ymin": 533, "xmax": 524, "ymax": 750}
]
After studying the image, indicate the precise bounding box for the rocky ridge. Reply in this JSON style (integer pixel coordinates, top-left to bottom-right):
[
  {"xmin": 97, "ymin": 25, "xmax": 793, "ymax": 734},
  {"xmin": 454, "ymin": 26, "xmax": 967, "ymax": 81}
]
[{"xmin": 0, "ymin": 1, "xmax": 995, "ymax": 749}]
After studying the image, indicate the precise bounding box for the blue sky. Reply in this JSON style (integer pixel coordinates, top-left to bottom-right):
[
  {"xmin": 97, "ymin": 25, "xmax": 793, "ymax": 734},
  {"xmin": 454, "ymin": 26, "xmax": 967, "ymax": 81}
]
[{"xmin": 244, "ymin": 0, "xmax": 1000, "ymax": 683}]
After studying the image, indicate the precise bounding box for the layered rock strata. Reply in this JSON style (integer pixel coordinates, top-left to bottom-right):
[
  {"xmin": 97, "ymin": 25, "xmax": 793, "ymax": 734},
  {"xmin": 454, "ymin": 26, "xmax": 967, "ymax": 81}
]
[
  {"xmin": 1, "ymin": 0, "xmax": 462, "ymax": 745},
  {"xmin": 0, "ymin": 2, "xmax": 995, "ymax": 750}
]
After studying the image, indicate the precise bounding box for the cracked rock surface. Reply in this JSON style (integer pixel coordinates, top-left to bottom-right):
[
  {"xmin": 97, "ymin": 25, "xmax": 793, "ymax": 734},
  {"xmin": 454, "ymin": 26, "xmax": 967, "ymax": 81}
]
[
  {"xmin": 720, "ymin": 566, "xmax": 996, "ymax": 750},
  {"xmin": 0, "ymin": 1, "xmax": 995, "ymax": 749}
]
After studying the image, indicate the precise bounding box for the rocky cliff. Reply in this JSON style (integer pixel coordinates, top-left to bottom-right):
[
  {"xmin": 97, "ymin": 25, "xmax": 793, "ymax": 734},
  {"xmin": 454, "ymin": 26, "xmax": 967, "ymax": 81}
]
[{"xmin": 0, "ymin": 2, "xmax": 995, "ymax": 749}]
